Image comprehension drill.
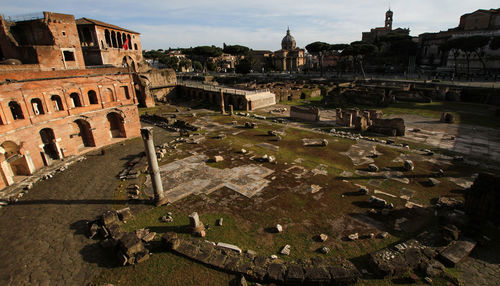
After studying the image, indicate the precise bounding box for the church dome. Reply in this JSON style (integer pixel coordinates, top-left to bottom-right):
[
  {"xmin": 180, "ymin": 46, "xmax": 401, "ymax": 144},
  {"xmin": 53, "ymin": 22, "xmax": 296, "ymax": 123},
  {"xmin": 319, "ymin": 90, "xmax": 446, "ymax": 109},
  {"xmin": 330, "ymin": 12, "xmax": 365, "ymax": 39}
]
[{"xmin": 281, "ymin": 28, "xmax": 296, "ymax": 50}]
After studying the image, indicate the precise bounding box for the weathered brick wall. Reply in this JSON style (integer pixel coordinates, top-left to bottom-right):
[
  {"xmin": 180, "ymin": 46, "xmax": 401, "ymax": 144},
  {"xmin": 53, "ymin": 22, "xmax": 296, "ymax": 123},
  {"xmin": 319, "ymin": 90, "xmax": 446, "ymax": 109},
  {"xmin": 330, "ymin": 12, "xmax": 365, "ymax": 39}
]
[{"xmin": 0, "ymin": 68, "xmax": 140, "ymax": 189}]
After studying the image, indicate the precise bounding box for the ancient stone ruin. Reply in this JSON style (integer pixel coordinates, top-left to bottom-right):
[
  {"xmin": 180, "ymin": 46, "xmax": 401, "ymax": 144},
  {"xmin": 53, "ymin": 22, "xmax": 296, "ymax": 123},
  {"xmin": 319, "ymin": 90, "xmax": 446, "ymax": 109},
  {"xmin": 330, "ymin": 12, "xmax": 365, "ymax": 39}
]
[
  {"xmin": 290, "ymin": 106, "xmax": 320, "ymax": 122},
  {"xmin": 336, "ymin": 108, "xmax": 405, "ymax": 136}
]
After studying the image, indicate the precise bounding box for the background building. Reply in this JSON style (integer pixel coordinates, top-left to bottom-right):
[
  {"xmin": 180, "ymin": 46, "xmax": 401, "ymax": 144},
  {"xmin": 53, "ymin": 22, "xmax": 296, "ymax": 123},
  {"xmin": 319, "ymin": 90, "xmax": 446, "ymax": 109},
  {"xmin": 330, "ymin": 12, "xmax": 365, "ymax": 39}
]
[
  {"xmin": 418, "ymin": 8, "xmax": 500, "ymax": 73},
  {"xmin": 76, "ymin": 18, "xmax": 143, "ymax": 70},
  {"xmin": 362, "ymin": 9, "xmax": 410, "ymax": 43},
  {"xmin": 272, "ymin": 28, "xmax": 305, "ymax": 72}
]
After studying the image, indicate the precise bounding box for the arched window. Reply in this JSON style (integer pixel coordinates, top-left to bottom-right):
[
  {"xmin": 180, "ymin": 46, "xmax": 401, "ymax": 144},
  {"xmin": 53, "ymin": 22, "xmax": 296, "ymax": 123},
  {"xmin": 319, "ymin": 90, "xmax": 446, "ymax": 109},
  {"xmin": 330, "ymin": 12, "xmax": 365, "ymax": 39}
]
[
  {"xmin": 30, "ymin": 98, "xmax": 45, "ymax": 115},
  {"xmin": 8, "ymin": 101, "xmax": 24, "ymax": 120},
  {"xmin": 107, "ymin": 112, "xmax": 126, "ymax": 138},
  {"xmin": 105, "ymin": 29, "xmax": 111, "ymax": 47},
  {"xmin": 117, "ymin": 32, "xmax": 123, "ymax": 48},
  {"xmin": 134, "ymin": 43, "xmax": 138, "ymax": 50},
  {"xmin": 69, "ymin": 93, "xmax": 82, "ymax": 108},
  {"xmin": 127, "ymin": 34, "xmax": 132, "ymax": 50},
  {"xmin": 111, "ymin": 31, "xmax": 117, "ymax": 48},
  {"xmin": 51, "ymin": 95, "xmax": 64, "ymax": 111},
  {"xmin": 121, "ymin": 86, "xmax": 130, "ymax": 99},
  {"xmin": 88, "ymin": 90, "xmax": 98, "ymax": 104},
  {"xmin": 102, "ymin": 88, "xmax": 114, "ymax": 102}
]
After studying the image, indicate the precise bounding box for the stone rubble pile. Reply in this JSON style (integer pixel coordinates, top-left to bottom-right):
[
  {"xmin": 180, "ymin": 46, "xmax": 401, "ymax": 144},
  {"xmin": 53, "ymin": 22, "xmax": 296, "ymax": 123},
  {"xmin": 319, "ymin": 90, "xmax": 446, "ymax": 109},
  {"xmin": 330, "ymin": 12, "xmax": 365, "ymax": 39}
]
[{"xmin": 86, "ymin": 208, "xmax": 153, "ymax": 266}]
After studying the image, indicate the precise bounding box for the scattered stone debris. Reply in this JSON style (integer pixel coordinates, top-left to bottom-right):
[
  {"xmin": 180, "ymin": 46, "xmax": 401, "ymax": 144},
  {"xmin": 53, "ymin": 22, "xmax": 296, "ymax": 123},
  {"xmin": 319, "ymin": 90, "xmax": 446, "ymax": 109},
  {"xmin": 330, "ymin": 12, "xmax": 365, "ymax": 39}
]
[
  {"xmin": 440, "ymin": 112, "xmax": 455, "ymax": 123},
  {"xmin": 244, "ymin": 122, "xmax": 256, "ymax": 129},
  {"xmin": 189, "ymin": 212, "xmax": 206, "ymax": 237},
  {"xmin": 280, "ymin": 244, "xmax": 291, "ymax": 255},
  {"xmin": 368, "ymin": 164, "xmax": 379, "ymax": 172},
  {"xmin": 377, "ymin": 232, "xmax": 389, "ymax": 239},
  {"xmin": 302, "ymin": 138, "xmax": 328, "ymax": 147},
  {"xmin": 116, "ymin": 207, "xmax": 133, "ymax": 222},
  {"xmin": 437, "ymin": 197, "xmax": 462, "ymax": 208},
  {"xmin": 311, "ymin": 184, "xmax": 322, "ymax": 194},
  {"xmin": 212, "ymin": 155, "xmax": 224, "ymax": 163},
  {"xmin": 403, "ymin": 160, "xmax": 414, "ymax": 171},
  {"xmin": 368, "ymin": 196, "xmax": 388, "ymax": 208},
  {"xmin": 319, "ymin": 234, "xmax": 328, "ymax": 242},
  {"xmin": 216, "ymin": 218, "xmax": 223, "ymax": 226},
  {"xmin": 348, "ymin": 233, "xmax": 359, "ymax": 241},
  {"xmin": 320, "ymin": 247, "xmax": 330, "ymax": 254},
  {"xmin": 428, "ymin": 178, "xmax": 440, "ymax": 186}
]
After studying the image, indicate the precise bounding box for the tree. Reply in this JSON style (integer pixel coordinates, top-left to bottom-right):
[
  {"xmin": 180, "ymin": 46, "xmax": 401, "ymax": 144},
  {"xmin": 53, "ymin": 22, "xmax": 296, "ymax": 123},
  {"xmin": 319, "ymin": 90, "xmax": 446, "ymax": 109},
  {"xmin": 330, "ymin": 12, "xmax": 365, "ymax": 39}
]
[
  {"xmin": 223, "ymin": 44, "xmax": 250, "ymax": 57},
  {"xmin": 440, "ymin": 38, "xmax": 466, "ymax": 77},
  {"xmin": 192, "ymin": 61, "xmax": 203, "ymax": 72},
  {"xmin": 159, "ymin": 56, "xmax": 179, "ymax": 70},
  {"xmin": 179, "ymin": 58, "xmax": 192, "ymax": 71},
  {"xmin": 329, "ymin": 44, "xmax": 349, "ymax": 76},
  {"xmin": 235, "ymin": 57, "xmax": 256, "ymax": 74},
  {"xmin": 305, "ymin": 41, "xmax": 331, "ymax": 77},
  {"xmin": 190, "ymin": 45, "xmax": 223, "ymax": 73},
  {"xmin": 342, "ymin": 41, "xmax": 377, "ymax": 79}
]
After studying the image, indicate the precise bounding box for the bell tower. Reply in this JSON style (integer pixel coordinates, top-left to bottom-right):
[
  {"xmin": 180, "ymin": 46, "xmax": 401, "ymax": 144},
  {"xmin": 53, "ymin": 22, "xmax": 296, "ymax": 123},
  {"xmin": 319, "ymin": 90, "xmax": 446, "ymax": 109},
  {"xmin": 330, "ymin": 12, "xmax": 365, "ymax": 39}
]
[{"xmin": 385, "ymin": 9, "xmax": 393, "ymax": 30}]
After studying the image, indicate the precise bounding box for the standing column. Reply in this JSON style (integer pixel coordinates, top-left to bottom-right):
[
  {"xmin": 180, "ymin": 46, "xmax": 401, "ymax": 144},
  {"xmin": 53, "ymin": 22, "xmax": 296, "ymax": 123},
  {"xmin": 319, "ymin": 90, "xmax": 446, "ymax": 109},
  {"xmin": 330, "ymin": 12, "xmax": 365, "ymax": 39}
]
[
  {"xmin": 140, "ymin": 127, "xmax": 167, "ymax": 206},
  {"xmin": 229, "ymin": 104, "xmax": 234, "ymax": 115},
  {"xmin": 220, "ymin": 90, "xmax": 225, "ymax": 114}
]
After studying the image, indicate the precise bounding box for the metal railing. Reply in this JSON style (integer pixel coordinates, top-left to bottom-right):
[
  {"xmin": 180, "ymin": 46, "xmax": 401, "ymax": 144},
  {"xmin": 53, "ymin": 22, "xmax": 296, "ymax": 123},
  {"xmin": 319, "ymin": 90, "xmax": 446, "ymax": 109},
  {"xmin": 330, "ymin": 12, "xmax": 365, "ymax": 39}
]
[
  {"xmin": 177, "ymin": 80, "xmax": 270, "ymax": 96},
  {"xmin": 2, "ymin": 12, "xmax": 44, "ymax": 22}
]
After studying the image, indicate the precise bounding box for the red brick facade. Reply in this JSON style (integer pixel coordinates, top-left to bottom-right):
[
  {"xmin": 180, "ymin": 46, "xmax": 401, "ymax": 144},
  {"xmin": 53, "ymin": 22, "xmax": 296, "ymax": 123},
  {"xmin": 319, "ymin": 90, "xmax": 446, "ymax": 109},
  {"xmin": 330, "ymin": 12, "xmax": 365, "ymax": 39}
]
[{"xmin": 0, "ymin": 67, "xmax": 141, "ymax": 189}]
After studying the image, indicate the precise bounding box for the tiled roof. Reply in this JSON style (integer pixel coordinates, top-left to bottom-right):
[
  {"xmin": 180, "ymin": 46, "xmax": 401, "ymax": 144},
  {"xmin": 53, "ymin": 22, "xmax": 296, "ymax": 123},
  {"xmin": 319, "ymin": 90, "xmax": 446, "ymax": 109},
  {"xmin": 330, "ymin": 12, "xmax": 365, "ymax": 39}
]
[{"xmin": 76, "ymin": 17, "xmax": 139, "ymax": 34}]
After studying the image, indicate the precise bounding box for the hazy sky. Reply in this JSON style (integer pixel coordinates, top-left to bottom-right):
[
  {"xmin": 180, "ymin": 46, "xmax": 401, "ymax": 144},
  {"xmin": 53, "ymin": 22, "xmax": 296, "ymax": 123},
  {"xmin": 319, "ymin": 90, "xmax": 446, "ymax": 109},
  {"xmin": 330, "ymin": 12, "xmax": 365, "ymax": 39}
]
[{"xmin": 1, "ymin": 0, "xmax": 498, "ymax": 50}]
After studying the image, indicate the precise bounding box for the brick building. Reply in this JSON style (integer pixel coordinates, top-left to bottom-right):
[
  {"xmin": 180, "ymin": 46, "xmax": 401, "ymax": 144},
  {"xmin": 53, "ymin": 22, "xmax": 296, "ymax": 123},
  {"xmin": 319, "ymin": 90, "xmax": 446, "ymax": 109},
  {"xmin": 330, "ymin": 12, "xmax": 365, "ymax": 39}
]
[
  {"xmin": 418, "ymin": 8, "xmax": 500, "ymax": 71},
  {"xmin": 362, "ymin": 9, "xmax": 410, "ymax": 43},
  {"xmin": 0, "ymin": 12, "xmax": 142, "ymax": 190},
  {"xmin": 76, "ymin": 18, "xmax": 143, "ymax": 70}
]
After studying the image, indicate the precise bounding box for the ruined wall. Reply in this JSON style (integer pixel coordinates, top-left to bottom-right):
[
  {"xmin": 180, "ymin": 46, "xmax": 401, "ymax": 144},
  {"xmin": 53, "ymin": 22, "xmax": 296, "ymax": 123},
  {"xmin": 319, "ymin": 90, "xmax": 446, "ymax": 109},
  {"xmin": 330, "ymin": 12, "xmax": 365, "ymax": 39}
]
[
  {"xmin": 290, "ymin": 106, "xmax": 320, "ymax": 122},
  {"xmin": 0, "ymin": 12, "xmax": 85, "ymax": 70},
  {"xmin": 0, "ymin": 68, "xmax": 141, "ymax": 189},
  {"xmin": 134, "ymin": 68, "xmax": 177, "ymax": 107},
  {"xmin": 368, "ymin": 118, "xmax": 405, "ymax": 136},
  {"xmin": 247, "ymin": 92, "xmax": 276, "ymax": 110},
  {"xmin": 465, "ymin": 173, "xmax": 500, "ymax": 224}
]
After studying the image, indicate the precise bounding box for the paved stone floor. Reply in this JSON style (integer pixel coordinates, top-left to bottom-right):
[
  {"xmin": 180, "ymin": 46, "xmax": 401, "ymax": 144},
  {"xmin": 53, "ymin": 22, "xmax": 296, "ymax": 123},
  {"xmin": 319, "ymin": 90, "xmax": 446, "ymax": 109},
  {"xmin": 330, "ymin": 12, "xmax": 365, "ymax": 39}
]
[
  {"xmin": 389, "ymin": 114, "xmax": 500, "ymax": 162},
  {"xmin": 145, "ymin": 154, "xmax": 274, "ymax": 202},
  {"xmin": 0, "ymin": 141, "xmax": 143, "ymax": 285},
  {"xmin": 457, "ymin": 246, "xmax": 500, "ymax": 286}
]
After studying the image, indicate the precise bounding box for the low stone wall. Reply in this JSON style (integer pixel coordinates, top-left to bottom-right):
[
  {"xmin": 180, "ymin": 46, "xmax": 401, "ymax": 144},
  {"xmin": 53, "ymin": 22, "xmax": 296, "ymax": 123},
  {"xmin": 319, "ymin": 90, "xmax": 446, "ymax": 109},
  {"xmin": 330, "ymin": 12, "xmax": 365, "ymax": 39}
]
[
  {"xmin": 163, "ymin": 232, "xmax": 360, "ymax": 285},
  {"xmin": 290, "ymin": 106, "xmax": 320, "ymax": 122},
  {"xmin": 369, "ymin": 118, "xmax": 406, "ymax": 136}
]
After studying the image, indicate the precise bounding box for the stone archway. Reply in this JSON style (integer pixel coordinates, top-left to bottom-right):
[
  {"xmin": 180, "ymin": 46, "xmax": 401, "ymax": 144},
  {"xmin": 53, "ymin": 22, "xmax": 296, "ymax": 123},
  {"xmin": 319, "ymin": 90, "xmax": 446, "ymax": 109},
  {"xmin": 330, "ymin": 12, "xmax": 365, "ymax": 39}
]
[
  {"xmin": 39, "ymin": 128, "xmax": 60, "ymax": 165},
  {"xmin": 73, "ymin": 119, "xmax": 96, "ymax": 148},
  {"xmin": 106, "ymin": 112, "xmax": 126, "ymax": 138}
]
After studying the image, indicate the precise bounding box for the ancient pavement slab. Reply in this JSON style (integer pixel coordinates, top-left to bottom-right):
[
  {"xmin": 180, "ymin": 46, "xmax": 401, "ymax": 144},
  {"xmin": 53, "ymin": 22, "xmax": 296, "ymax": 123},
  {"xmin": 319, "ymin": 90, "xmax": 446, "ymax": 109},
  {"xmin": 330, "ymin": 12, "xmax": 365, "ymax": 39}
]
[
  {"xmin": 439, "ymin": 238, "xmax": 477, "ymax": 267},
  {"xmin": 341, "ymin": 140, "xmax": 380, "ymax": 166},
  {"xmin": 145, "ymin": 155, "xmax": 274, "ymax": 202}
]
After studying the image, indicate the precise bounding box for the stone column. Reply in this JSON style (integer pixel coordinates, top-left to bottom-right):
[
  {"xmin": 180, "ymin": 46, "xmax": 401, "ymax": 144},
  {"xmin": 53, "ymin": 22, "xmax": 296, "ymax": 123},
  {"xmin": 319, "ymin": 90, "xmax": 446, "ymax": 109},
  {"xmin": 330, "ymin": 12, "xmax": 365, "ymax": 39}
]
[
  {"xmin": 140, "ymin": 127, "xmax": 167, "ymax": 206},
  {"xmin": 220, "ymin": 90, "xmax": 225, "ymax": 114},
  {"xmin": 229, "ymin": 104, "xmax": 233, "ymax": 115}
]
